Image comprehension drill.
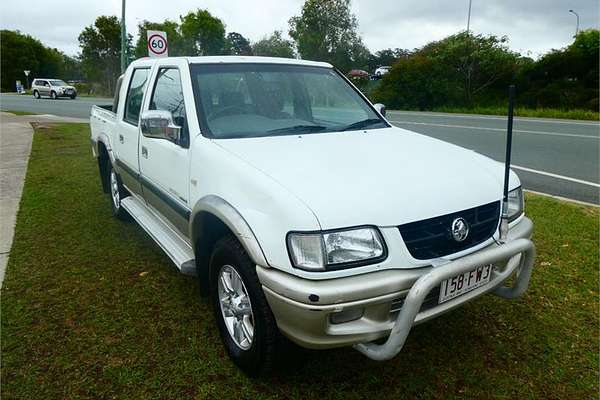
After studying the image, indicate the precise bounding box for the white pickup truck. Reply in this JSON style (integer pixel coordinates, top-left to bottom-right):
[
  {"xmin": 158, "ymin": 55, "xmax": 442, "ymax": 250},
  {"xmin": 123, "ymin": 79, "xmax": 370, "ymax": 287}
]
[{"xmin": 90, "ymin": 56, "xmax": 535, "ymax": 376}]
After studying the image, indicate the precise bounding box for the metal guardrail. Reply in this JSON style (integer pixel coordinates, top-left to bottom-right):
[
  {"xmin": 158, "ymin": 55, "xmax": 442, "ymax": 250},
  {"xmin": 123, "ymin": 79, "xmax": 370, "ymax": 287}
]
[{"xmin": 353, "ymin": 238, "xmax": 536, "ymax": 361}]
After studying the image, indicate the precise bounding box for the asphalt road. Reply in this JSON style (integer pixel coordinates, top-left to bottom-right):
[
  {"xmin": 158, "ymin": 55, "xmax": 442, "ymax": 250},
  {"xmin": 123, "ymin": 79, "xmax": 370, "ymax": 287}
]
[
  {"xmin": 1, "ymin": 93, "xmax": 598, "ymax": 204},
  {"xmin": 0, "ymin": 93, "xmax": 111, "ymax": 119},
  {"xmin": 386, "ymin": 110, "xmax": 599, "ymax": 205}
]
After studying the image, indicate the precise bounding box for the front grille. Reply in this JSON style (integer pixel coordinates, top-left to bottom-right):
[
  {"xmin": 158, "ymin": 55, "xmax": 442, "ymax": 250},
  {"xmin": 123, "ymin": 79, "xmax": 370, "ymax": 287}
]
[{"xmin": 398, "ymin": 201, "xmax": 500, "ymax": 260}]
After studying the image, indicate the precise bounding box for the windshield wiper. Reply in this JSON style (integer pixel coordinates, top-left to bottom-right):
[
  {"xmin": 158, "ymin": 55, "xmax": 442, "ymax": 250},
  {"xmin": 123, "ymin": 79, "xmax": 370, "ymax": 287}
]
[
  {"xmin": 266, "ymin": 125, "xmax": 328, "ymax": 135},
  {"xmin": 340, "ymin": 118, "xmax": 384, "ymax": 131}
]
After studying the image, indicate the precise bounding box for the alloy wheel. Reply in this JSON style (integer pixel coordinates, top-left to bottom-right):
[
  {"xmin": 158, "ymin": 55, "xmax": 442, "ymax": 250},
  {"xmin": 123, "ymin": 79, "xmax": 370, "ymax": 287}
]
[
  {"xmin": 110, "ymin": 169, "xmax": 120, "ymax": 209},
  {"xmin": 217, "ymin": 265, "xmax": 255, "ymax": 350}
]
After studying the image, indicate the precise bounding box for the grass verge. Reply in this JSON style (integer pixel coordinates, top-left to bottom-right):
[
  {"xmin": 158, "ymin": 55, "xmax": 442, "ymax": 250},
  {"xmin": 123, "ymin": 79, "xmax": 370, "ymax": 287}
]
[
  {"xmin": 1, "ymin": 123, "xmax": 598, "ymax": 399},
  {"xmin": 1, "ymin": 109, "xmax": 38, "ymax": 116},
  {"xmin": 432, "ymin": 106, "xmax": 600, "ymax": 121}
]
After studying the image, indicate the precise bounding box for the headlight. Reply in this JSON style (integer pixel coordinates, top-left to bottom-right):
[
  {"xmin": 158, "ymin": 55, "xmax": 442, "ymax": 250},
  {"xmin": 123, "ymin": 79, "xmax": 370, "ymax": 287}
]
[
  {"xmin": 507, "ymin": 187, "xmax": 524, "ymax": 222},
  {"xmin": 287, "ymin": 227, "xmax": 386, "ymax": 271}
]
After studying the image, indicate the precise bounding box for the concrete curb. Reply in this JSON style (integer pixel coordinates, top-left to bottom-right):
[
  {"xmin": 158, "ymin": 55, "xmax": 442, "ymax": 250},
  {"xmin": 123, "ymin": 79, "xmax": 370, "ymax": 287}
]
[{"xmin": 0, "ymin": 122, "xmax": 33, "ymax": 288}]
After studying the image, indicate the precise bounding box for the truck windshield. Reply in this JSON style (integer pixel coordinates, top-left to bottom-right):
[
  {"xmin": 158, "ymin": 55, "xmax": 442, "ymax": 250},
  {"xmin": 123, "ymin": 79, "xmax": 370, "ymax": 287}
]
[
  {"xmin": 50, "ymin": 80, "xmax": 68, "ymax": 86},
  {"xmin": 190, "ymin": 63, "xmax": 387, "ymax": 139}
]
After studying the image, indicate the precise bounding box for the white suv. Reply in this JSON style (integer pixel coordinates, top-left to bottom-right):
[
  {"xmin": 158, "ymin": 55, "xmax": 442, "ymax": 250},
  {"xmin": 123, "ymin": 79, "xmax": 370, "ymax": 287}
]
[{"xmin": 32, "ymin": 79, "xmax": 77, "ymax": 100}]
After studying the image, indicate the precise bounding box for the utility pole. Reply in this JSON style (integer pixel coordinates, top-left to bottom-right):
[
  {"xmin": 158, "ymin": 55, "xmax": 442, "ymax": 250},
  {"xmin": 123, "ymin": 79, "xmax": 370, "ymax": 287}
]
[
  {"xmin": 466, "ymin": 0, "xmax": 473, "ymax": 35},
  {"xmin": 568, "ymin": 9, "xmax": 580, "ymax": 38},
  {"xmin": 465, "ymin": 0, "xmax": 473, "ymax": 105},
  {"xmin": 120, "ymin": 0, "xmax": 127, "ymax": 73}
]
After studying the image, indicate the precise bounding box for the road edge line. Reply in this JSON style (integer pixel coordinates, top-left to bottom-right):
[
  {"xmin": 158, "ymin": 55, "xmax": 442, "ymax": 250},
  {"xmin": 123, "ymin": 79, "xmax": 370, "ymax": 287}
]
[{"xmin": 524, "ymin": 189, "xmax": 599, "ymax": 208}]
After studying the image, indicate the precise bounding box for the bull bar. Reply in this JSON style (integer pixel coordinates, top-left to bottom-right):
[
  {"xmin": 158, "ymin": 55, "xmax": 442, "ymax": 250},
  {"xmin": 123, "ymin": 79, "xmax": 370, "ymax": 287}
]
[{"xmin": 353, "ymin": 237, "xmax": 536, "ymax": 361}]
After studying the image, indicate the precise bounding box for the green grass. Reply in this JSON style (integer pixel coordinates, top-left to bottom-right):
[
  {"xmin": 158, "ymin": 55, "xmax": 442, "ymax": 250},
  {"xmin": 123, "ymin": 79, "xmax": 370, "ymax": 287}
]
[
  {"xmin": 1, "ymin": 109, "xmax": 38, "ymax": 115},
  {"xmin": 2, "ymin": 123, "xmax": 598, "ymax": 399},
  {"xmin": 431, "ymin": 106, "xmax": 600, "ymax": 121}
]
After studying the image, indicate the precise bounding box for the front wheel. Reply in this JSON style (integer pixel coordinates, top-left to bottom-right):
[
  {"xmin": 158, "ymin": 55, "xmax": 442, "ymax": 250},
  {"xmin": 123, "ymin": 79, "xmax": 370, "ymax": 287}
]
[
  {"xmin": 109, "ymin": 164, "xmax": 130, "ymax": 220},
  {"xmin": 210, "ymin": 235, "xmax": 284, "ymax": 377},
  {"xmin": 50, "ymin": 91, "xmax": 58, "ymax": 100},
  {"xmin": 70, "ymin": 94, "xmax": 76, "ymax": 99}
]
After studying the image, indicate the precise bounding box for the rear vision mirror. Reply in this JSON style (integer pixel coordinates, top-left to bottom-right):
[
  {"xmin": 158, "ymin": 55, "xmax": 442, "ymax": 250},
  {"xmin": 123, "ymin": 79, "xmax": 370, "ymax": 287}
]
[
  {"xmin": 140, "ymin": 110, "xmax": 181, "ymax": 143},
  {"xmin": 373, "ymin": 103, "xmax": 386, "ymax": 117}
]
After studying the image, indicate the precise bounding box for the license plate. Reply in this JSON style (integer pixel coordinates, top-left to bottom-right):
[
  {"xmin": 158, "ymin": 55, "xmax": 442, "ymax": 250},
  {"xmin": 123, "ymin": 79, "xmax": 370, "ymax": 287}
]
[{"xmin": 439, "ymin": 264, "xmax": 492, "ymax": 303}]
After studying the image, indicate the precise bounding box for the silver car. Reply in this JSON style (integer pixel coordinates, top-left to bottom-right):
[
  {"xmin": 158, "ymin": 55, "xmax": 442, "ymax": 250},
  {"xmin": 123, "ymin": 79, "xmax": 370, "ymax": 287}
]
[{"xmin": 32, "ymin": 79, "xmax": 77, "ymax": 100}]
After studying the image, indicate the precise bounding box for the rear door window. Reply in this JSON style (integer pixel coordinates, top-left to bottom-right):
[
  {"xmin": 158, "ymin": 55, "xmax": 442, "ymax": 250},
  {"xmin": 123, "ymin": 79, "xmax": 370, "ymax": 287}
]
[{"xmin": 123, "ymin": 68, "xmax": 150, "ymax": 126}]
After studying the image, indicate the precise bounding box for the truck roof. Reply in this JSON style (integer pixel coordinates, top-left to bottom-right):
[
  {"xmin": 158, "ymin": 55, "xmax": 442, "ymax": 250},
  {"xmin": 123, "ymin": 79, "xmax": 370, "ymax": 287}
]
[{"xmin": 129, "ymin": 56, "xmax": 332, "ymax": 69}]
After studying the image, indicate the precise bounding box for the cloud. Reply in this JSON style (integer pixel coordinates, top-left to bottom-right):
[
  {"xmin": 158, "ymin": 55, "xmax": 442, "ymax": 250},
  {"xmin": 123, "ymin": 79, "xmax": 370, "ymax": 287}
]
[{"xmin": 0, "ymin": 0, "xmax": 597, "ymax": 58}]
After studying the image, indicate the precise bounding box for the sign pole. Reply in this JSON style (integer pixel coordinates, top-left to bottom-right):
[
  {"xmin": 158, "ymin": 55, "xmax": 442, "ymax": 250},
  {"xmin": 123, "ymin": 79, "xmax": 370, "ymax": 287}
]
[
  {"xmin": 120, "ymin": 0, "xmax": 127, "ymax": 73},
  {"xmin": 23, "ymin": 70, "xmax": 30, "ymax": 91}
]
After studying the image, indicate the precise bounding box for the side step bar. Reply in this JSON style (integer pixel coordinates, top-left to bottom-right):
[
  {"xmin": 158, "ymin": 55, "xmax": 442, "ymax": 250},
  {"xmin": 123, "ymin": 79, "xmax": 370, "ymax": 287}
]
[{"xmin": 121, "ymin": 196, "xmax": 196, "ymax": 276}]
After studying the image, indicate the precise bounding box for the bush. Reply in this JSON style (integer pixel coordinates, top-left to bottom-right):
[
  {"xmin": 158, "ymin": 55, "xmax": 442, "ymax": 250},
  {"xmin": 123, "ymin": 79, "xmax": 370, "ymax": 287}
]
[
  {"xmin": 373, "ymin": 54, "xmax": 462, "ymax": 109},
  {"xmin": 372, "ymin": 30, "xmax": 599, "ymax": 112}
]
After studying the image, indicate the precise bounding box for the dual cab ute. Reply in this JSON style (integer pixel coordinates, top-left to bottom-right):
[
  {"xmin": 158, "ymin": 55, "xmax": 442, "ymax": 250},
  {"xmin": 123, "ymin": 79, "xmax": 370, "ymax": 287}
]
[{"xmin": 90, "ymin": 56, "xmax": 535, "ymax": 376}]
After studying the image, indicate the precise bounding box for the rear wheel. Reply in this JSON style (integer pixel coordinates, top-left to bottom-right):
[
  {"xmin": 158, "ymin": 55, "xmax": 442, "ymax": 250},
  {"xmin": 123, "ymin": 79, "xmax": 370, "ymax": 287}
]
[
  {"xmin": 210, "ymin": 235, "xmax": 283, "ymax": 377},
  {"xmin": 33, "ymin": 90, "xmax": 40, "ymax": 99},
  {"xmin": 70, "ymin": 94, "xmax": 76, "ymax": 99},
  {"xmin": 109, "ymin": 164, "xmax": 130, "ymax": 220}
]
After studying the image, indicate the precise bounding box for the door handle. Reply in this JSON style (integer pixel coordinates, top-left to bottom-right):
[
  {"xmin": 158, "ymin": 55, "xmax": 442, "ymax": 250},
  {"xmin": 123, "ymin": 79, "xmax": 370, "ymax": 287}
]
[
  {"xmin": 119, "ymin": 134, "xmax": 124, "ymax": 143},
  {"xmin": 141, "ymin": 146, "xmax": 148, "ymax": 158}
]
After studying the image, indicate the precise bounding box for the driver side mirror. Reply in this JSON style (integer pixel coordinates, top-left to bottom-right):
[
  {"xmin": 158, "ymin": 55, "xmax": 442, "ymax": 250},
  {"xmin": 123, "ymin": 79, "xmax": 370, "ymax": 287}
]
[
  {"xmin": 373, "ymin": 103, "xmax": 386, "ymax": 117},
  {"xmin": 140, "ymin": 110, "xmax": 181, "ymax": 143}
]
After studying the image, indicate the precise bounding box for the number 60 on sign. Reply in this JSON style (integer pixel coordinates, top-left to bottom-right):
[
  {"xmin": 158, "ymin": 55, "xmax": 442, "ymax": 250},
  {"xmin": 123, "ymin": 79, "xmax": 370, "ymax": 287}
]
[{"xmin": 147, "ymin": 30, "xmax": 168, "ymax": 58}]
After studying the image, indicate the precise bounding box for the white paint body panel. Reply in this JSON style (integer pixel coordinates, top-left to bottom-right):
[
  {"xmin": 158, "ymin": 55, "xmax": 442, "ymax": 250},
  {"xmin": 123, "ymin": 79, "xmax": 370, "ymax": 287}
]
[{"xmin": 214, "ymin": 127, "xmax": 519, "ymax": 229}]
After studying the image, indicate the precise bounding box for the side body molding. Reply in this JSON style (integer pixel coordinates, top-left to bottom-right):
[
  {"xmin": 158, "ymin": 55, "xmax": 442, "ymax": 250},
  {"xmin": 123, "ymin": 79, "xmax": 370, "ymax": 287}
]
[{"xmin": 190, "ymin": 195, "xmax": 269, "ymax": 267}]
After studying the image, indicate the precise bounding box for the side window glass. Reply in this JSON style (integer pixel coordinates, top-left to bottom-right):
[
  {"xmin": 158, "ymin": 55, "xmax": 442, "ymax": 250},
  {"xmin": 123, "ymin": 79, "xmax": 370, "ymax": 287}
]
[
  {"xmin": 149, "ymin": 68, "xmax": 188, "ymax": 145},
  {"xmin": 124, "ymin": 69, "xmax": 149, "ymax": 126}
]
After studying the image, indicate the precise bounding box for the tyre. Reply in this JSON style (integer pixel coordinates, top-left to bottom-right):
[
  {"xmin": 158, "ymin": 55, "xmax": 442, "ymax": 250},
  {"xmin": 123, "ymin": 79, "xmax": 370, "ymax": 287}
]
[
  {"xmin": 33, "ymin": 90, "xmax": 40, "ymax": 99},
  {"xmin": 70, "ymin": 94, "xmax": 77, "ymax": 100},
  {"xmin": 210, "ymin": 235, "xmax": 283, "ymax": 377},
  {"xmin": 109, "ymin": 164, "xmax": 130, "ymax": 220},
  {"xmin": 50, "ymin": 91, "xmax": 57, "ymax": 100}
]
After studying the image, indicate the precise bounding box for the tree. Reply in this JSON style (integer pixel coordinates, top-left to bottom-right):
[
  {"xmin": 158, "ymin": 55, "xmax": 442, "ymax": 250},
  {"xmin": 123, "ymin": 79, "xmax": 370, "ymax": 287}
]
[
  {"xmin": 78, "ymin": 16, "xmax": 130, "ymax": 95},
  {"xmin": 0, "ymin": 30, "xmax": 78, "ymax": 91},
  {"xmin": 225, "ymin": 32, "xmax": 252, "ymax": 55},
  {"xmin": 518, "ymin": 29, "xmax": 599, "ymax": 110},
  {"xmin": 373, "ymin": 54, "xmax": 462, "ymax": 110},
  {"xmin": 252, "ymin": 31, "xmax": 295, "ymax": 58},
  {"xmin": 61, "ymin": 54, "xmax": 83, "ymax": 81},
  {"xmin": 289, "ymin": 0, "xmax": 367, "ymax": 71},
  {"xmin": 180, "ymin": 9, "xmax": 226, "ymax": 56},
  {"xmin": 424, "ymin": 32, "xmax": 520, "ymax": 104},
  {"xmin": 134, "ymin": 20, "xmax": 184, "ymax": 58},
  {"xmin": 372, "ymin": 32, "xmax": 520, "ymax": 109}
]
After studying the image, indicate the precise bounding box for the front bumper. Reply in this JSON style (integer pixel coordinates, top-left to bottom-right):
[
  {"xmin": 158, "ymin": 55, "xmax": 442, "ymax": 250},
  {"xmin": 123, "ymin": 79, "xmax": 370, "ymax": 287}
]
[
  {"xmin": 57, "ymin": 90, "xmax": 76, "ymax": 97},
  {"xmin": 257, "ymin": 217, "xmax": 535, "ymax": 357}
]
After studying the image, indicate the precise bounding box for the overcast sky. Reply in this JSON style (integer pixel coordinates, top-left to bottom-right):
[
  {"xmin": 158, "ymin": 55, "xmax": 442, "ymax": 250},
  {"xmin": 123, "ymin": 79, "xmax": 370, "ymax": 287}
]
[{"xmin": 1, "ymin": 0, "xmax": 598, "ymax": 58}]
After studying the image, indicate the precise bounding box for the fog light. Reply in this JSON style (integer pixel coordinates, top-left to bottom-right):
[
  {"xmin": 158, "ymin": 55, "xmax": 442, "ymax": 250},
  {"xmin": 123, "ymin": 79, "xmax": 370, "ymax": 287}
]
[{"xmin": 330, "ymin": 308, "xmax": 364, "ymax": 324}]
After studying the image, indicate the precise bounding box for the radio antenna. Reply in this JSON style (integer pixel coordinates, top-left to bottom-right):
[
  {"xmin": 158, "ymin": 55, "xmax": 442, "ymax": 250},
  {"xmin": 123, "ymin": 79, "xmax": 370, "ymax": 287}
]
[{"xmin": 500, "ymin": 85, "xmax": 515, "ymax": 242}]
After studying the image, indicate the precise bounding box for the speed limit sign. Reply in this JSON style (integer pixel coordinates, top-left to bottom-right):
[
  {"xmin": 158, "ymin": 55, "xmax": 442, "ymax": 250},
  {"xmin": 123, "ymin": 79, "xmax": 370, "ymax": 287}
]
[{"xmin": 147, "ymin": 30, "xmax": 168, "ymax": 58}]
